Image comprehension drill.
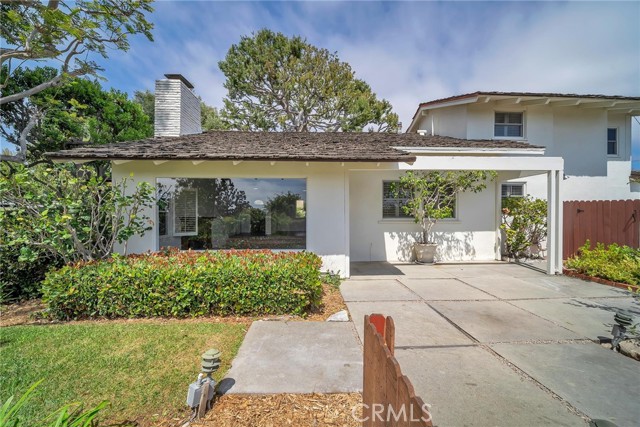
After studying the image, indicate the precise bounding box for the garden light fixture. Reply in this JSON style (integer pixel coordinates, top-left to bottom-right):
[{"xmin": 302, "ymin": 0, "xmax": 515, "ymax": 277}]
[
  {"xmin": 610, "ymin": 311, "xmax": 633, "ymax": 350},
  {"xmin": 186, "ymin": 348, "xmax": 221, "ymax": 413}
]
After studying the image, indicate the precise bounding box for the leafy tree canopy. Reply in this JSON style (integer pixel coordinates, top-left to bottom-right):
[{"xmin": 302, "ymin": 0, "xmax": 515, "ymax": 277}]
[
  {"xmin": 0, "ymin": 0, "xmax": 154, "ymax": 105},
  {"xmin": 133, "ymin": 89, "xmax": 155, "ymax": 124},
  {"xmin": 218, "ymin": 29, "xmax": 399, "ymax": 132},
  {"xmin": 1, "ymin": 66, "xmax": 153, "ymax": 161},
  {"xmin": 0, "ymin": 0, "xmax": 154, "ymax": 161}
]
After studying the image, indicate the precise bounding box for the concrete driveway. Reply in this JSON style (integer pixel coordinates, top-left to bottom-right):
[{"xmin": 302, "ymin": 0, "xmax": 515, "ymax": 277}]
[{"xmin": 343, "ymin": 262, "xmax": 640, "ymax": 427}]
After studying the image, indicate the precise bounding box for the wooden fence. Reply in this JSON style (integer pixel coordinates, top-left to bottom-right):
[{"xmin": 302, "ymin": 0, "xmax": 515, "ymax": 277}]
[
  {"xmin": 563, "ymin": 199, "xmax": 640, "ymax": 259},
  {"xmin": 363, "ymin": 314, "xmax": 433, "ymax": 427}
]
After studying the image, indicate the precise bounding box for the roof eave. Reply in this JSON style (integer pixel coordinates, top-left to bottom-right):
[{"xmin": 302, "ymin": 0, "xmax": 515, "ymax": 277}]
[
  {"xmin": 391, "ymin": 146, "xmax": 545, "ymax": 155},
  {"xmin": 48, "ymin": 155, "xmax": 418, "ymax": 164}
]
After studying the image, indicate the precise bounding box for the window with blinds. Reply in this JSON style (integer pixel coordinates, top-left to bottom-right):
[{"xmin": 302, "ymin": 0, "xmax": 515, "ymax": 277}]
[
  {"xmin": 494, "ymin": 112, "xmax": 523, "ymax": 137},
  {"xmin": 501, "ymin": 183, "xmax": 525, "ymax": 198},
  {"xmin": 173, "ymin": 188, "xmax": 198, "ymax": 236},
  {"xmin": 382, "ymin": 181, "xmax": 411, "ymax": 219}
]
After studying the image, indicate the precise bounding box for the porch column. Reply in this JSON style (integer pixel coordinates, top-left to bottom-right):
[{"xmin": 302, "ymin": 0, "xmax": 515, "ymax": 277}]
[
  {"xmin": 555, "ymin": 170, "xmax": 563, "ymax": 274},
  {"xmin": 546, "ymin": 170, "xmax": 557, "ymax": 275},
  {"xmin": 546, "ymin": 170, "xmax": 562, "ymax": 275},
  {"xmin": 344, "ymin": 169, "xmax": 350, "ymax": 278}
]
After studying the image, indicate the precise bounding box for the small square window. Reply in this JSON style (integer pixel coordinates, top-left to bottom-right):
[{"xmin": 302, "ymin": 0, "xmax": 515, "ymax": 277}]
[
  {"xmin": 495, "ymin": 112, "xmax": 523, "ymax": 138},
  {"xmin": 501, "ymin": 183, "xmax": 525, "ymax": 198},
  {"xmin": 607, "ymin": 128, "xmax": 618, "ymax": 156}
]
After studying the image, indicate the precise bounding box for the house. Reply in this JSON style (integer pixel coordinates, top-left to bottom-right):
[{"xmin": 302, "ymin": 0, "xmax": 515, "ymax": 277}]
[
  {"xmin": 48, "ymin": 75, "xmax": 565, "ymax": 277},
  {"xmin": 407, "ymin": 92, "xmax": 640, "ymax": 202}
]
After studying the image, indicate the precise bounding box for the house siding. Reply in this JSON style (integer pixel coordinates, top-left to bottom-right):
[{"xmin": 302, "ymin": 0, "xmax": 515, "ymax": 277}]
[
  {"xmin": 414, "ymin": 102, "xmax": 639, "ymax": 201},
  {"xmin": 349, "ymin": 170, "xmax": 498, "ymax": 263}
]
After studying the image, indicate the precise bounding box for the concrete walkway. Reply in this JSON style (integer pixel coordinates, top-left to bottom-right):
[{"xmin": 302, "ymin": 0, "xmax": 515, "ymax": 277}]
[
  {"xmin": 344, "ymin": 262, "xmax": 639, "ymax": 427},
  {"xmin": 223, "ymin": 321, "xmax": 362, "ymax": 394}
]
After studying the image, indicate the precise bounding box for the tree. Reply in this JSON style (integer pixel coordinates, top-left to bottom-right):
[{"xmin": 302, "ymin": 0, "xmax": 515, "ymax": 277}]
[
  {"xmin": 500, "ymin": 196, "xmax": 548, "ymax": 259},
  {"xmin": 133, "ymin": 89, "xmax": 155, "ymax": 124},
  {"xmin": 0, "ymin": 162, "xmax": 155, "ymax": 264},
  {"xmin": 1, "ymin": 66, "xmax": 153, "ymax": 161},
  {"xmin": 218, "ymin": 29, "xmax": 399, "ymax": 132},
  {"xmin": 201, "ymin": 102, "xmax": 230, "ymax": 131},
  {"xmin": 0, "ymin": 0, "xmax": 154, "ymax": 161},
  {"xmin": 393, "ymin": 171, "xmax": 496, "ymax": 244}
]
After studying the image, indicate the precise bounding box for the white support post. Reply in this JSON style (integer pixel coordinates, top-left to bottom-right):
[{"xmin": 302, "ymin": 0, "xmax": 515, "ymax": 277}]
[
  {"xmin": 344, "ymin": 170, "xmax": 350, "ymax": 278},
  {"xmin": 495, "ymin": 178, "xmax": 503, "ymax": 261},
  {"xmin": 555, "ymin": 170, "xmax": 563, "ymax": 274},
  {"xmin": 546, "ymin": 171, "xmax": 557, "ymax": 275}
]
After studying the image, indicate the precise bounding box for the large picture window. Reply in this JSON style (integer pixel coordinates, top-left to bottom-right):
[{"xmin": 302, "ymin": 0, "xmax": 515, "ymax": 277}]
[{"xmin": 157, "ymin": 178, "xmax": 306, "ymax": 250}]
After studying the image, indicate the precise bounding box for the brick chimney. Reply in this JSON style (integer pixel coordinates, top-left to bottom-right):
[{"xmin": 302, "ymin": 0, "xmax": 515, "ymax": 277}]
[{"xmin": 154, "ymin": 74, "xmax": 202, "ymax": 137}]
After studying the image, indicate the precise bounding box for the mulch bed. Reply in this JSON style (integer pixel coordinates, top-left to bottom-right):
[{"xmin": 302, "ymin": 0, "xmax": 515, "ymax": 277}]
[
  {"xmin": 563, "ymin": 269, "xmax": 640, "ymax": 292},
  {"xmin": 196, "ymin": 393, "xmax": 362, "ymax": 427}
]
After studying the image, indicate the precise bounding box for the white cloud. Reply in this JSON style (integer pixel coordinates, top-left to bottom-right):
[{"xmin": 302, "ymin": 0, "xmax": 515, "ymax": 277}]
[{"xmin": 102, "ymin": 1, "xmax": 639, "ymax": 130}]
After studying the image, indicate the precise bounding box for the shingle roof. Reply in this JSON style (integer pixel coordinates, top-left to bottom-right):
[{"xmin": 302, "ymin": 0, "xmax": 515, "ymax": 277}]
[{"xmin": 46, "ymin": 131, "xmax": 543, "ymax": 163}]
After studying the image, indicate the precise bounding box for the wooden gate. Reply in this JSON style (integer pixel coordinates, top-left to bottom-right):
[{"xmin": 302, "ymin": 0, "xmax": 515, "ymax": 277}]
[
  {"xmin": 363, "ymin": 314, "xmax": 433, "ymax": 427},
  {"xmin": 563, "ymin": 199, "xmax": 640, "ymax": 259}
]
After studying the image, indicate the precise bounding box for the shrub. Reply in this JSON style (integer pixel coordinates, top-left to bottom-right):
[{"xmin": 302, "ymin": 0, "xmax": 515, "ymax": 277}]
[
  {"xmin": 565, "ymin": 241, "xmax": 640, "ymax": 286},
  {"xmin": 42, "ymin": 249, "xmax": 323, "ymax": 320},
  {"xmin": 0, "ymin": 246, "xmax": 61, "ymax": 302},
  {"xmin": 500, "ymin": 196, "xmax": 547, "ymax": 259}
]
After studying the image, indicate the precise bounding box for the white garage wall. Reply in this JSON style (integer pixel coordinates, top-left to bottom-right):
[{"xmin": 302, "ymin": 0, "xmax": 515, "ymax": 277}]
[{"xmin": 349, "ymin": 170, "xmax": 498, "ymax": 263}]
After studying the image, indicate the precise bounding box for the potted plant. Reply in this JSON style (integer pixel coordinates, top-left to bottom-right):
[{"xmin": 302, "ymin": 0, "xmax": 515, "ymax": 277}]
[{"xmin": 393, "ymin": 170, "xmax": 496, "ymax": 263}]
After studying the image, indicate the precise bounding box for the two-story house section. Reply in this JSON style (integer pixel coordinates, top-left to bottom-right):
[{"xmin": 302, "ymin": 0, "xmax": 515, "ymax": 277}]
[{"xmin": 407, "ymin": 92, "xmax": 640, "ymax": 201}]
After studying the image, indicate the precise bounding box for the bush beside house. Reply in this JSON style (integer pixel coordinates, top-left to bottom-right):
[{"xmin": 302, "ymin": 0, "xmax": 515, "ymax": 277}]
[
  {"xmin": 42, "ymin": 249, "xmax": 323, "ymax": 319},
  {"xmin": 565, "ymin": 241, "xmax": 640, "ymax": 286}
]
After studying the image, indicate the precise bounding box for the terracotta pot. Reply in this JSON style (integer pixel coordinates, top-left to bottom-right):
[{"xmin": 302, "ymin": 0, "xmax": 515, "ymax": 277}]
[{"xmin": 414, "ymin": 243, "xmax": 438, "ymax": 264}]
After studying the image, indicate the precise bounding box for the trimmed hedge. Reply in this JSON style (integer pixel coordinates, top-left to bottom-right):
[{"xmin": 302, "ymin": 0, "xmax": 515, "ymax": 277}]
[
  {"xmin": 565, "ymin": 241, "xmax": 640, "ymax": 286},
  {"xmin": 42, "ymin": 249, "xmax": 323, "ymax": 320}
]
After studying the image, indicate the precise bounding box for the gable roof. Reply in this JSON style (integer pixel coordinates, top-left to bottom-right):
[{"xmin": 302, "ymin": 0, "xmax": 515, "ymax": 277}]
[
  {"xmin": 410, "ymin": 91, "xmax": 640, "ymax": 123},
  {"xmin": 46, "ymin": 131, "xmax": 543, "ymax": 163}
]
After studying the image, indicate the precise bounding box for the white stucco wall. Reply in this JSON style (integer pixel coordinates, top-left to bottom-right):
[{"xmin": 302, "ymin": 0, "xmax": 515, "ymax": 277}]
[
  {"xmin": 415, "ymin": 106, "xmax": 468, "ymax": 138},
  {"xmin": 349, "ymin": 170, "xmax": 498, "ymax": 263},
  {"xmin": 112, "ymin": 161, "xmax": 350, "ymax": 276},
  {"xmin": 417, "ymin": 102, "xmax": 639, "ymax": 201},
  {"xmin": 111, "ymin": 154, "xmax": 563, "ymax": 275}
]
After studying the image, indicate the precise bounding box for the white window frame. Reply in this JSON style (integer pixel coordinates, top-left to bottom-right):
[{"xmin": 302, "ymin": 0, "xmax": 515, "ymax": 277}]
[
  {"xmin": 494, "ymin": 112, "xmax": 524, "ymax": 139},
  {"xmin": 607, "ymin": 127, "xmax": 618, "ymax": 157},
  {"xmin": 501, "ymin": 182, "xmax": 526, "ymax": 198},
  {"xmin": 172, "ymin": 188, "xmax": 198, "ymax": 236}
]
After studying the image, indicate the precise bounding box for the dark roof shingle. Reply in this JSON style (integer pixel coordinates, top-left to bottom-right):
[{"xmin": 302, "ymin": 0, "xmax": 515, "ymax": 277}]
[{"xmin": 46, "ymin": 131, "xmax": 543, "ymax": 162}]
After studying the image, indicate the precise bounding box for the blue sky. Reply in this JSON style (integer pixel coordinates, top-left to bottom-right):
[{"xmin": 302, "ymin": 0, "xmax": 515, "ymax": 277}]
[{"xmin": 98, "ymin": 1, "xmax": 638, "ymax": 162}]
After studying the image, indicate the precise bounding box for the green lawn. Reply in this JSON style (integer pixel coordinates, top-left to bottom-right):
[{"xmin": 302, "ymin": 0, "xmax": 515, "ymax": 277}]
[{"xmin": 0, "ymin": 321, "xmax": 247, "ymax": 426}]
